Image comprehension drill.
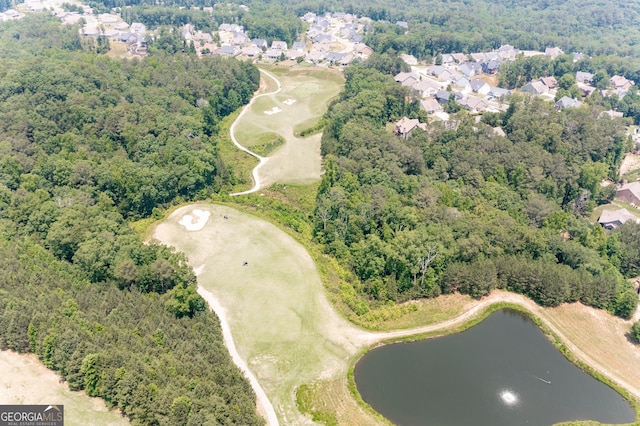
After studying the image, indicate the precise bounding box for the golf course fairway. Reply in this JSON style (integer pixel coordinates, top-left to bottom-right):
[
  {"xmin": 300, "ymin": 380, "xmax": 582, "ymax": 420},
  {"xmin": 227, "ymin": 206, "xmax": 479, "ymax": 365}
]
[{"xmin": 151, "ymin": 204, "xmax": 369, "ymax": 424}]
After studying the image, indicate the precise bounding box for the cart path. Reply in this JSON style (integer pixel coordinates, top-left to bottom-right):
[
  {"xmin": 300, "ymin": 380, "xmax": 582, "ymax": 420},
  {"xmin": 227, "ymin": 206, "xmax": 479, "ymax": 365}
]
[{"xmin": 229, "ymin": 68, "xmax": 281, "ymax": 196}]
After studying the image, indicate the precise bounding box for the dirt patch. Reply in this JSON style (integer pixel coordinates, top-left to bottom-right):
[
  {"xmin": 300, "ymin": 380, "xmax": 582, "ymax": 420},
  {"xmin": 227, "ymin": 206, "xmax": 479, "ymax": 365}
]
[
  {"xmin": 620, "ymin": 153, "xmax": 640, "ymax": 176},
  {"xmin": 0, "ymin": 350, "xmax": 128, "ymax": 426}
]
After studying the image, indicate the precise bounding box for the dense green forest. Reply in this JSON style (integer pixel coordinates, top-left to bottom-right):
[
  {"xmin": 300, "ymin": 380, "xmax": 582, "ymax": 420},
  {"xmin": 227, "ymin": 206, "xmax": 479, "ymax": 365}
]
[
  {"xmin": 0, "ymin": 15, "xmax": 262, "ymax": 424},
  {"xmin": 268, "ymin": 0, "xmax": 640, "ymax": 59},
  {"xmin": 315, "ymin": 57, "xmax": 638, "ymax": 319},
  {"xmin": 118, "ymin": 3, "xmax": 303, "ymax": 45}
]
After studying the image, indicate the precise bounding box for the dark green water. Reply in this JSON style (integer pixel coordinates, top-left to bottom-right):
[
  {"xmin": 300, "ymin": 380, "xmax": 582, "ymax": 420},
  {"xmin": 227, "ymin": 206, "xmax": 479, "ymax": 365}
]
[{"xmin": 354, "ymin": 309, "xmax": 635, "ymax": 426}]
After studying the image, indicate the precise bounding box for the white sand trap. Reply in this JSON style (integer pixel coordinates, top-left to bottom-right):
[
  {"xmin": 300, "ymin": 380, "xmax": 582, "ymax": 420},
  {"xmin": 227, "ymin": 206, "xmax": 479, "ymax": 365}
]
[
  {"xmin": 264, "ymin": 107, "xmax": 282, "ymax": 115},
  {"xmin": 178, "ymin": 209, "xmax": 211, "ymax": 231},
  {"xmin": 282, "ymin": 99, "xmax": 296, "ymax": 105}
]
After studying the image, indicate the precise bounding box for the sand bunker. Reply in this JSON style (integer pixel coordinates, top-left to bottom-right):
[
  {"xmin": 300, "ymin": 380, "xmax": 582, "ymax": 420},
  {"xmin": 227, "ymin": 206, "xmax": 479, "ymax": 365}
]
[
  {"xmin": 264, "ymin": 107, "xmax": 282, "ymax": 115},
  {"xmin": 178, "ymin": 209, "xmax": 211, "ymax": 231},
  {"xmin": 282, "ymin": 99, "xmax": 296, "ymax": 105}
]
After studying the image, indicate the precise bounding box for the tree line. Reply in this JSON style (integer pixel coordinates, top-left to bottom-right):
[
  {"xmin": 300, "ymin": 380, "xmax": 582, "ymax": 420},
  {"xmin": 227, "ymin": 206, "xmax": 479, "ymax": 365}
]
[
  {"xmin": 314, "ymin": 57, "xmax": 638, "ymax": 319},
  {"xmin": 0, "ymin": 15, "xmax": 262, "ymax": 424}
]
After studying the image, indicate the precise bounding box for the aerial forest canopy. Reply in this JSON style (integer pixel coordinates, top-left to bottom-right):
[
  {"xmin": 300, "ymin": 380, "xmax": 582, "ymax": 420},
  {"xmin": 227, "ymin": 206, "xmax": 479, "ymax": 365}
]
[
  {"xmin": 268, "ymin": 0, "xmax": 640, "ymax": 59},
  {"xmin": 0, "ymin": 15, "xmax": 262, "ymax": 425},
  {"xmin": 315, "ymin": 59, "xmax": 638, "ymax": 320}
]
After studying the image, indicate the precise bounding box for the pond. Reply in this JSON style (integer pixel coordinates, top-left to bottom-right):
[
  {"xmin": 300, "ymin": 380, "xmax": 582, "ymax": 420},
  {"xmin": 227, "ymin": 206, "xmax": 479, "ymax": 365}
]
[{"xmin": 354, "ymin": 309, "xmax": 635, "ymax": 426}]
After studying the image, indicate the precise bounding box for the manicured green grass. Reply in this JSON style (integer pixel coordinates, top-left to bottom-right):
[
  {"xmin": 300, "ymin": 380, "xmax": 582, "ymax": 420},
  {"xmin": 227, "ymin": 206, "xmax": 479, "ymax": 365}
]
[
  {"xmin": 225, "ymin": 66, "xmax": 343, "ymax": 193},
  {"xmin": 152, "ymin": 204, "xmax": 366, "ymax": 424}
]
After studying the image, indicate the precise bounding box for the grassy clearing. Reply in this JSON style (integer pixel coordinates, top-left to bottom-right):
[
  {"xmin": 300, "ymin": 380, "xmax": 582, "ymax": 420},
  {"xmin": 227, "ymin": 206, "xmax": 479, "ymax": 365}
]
[
  {"xmin": 0, "ymin": 351, "xmax": 128, "ymax": 426},
  {"xmin": 353, "ymin": 293, "xmax": 474, "ymax": 331},
  {"xmin": 151, "ymin": 204, "xmax": 368, "ymax": 425},
  {"xmin": 224, "ymin": 66, "xmax": 343, "ymax": 193}
]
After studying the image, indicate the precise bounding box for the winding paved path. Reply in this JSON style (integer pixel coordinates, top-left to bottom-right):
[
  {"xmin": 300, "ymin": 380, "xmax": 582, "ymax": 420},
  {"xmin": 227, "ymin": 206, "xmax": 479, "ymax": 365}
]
[{"xmin": 229, "ymin": 68, "xmax": 281, "ymax": 196}]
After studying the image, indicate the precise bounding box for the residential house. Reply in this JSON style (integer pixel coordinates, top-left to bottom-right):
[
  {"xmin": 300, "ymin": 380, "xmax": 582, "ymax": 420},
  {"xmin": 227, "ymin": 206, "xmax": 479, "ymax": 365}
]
[
  {"xmin": 401, "ymin": 54, "xmax": 418, "ymax": 66},
  {"xmin": 441, "ymin": 54, "xmax": 455, "ymax": 65},
  {"xmin": 458, "ymin": 61, "xmax": 482, "ymax": 77},
  {"xmin": 420, "ymin": 98, "xmax": 442, "ymax": 114},
  {"xmin": 555, "ymin": 96, "xmax": 583, "ymax": 109},
  {"xmin": 394, "ymin": 116, "xmax": 427, "ymax": 139},
  {"xmin": 452, "ymin": 75, "xmax": 471, "ymax": 91},
  {"xmin": 598, "ymin": 209, "xmax": 640, "ymax": 230},
  {"xmin": 130, "ymin": 22, "xmax": 146, "ymax": 34},
  {"xmin": 459, "ymin": 96, "xmax": 489, "ymax": 113},
  {"xmin": 436, "ymin": 90, "xmax": 463, "ymax": 104},
  {"xmin": 578, "ymin": 85, "xmax": 597, "ymax": 97},
  {"xmin": 487, "ymin": 86, "xmax": 511, "ymax": 100},
  {"xmin": 252, "ymin": 39, "xmax": 267, "ymax": 49},
  {"xmin": 312, "ymin": 33, "xmax": 333, "ymax": 44},
  {"xmin": 264, "ymin": 49, "xmax": 281, "ymax": 59},
  {"xmin": 412, "ymin": 79, "xmax": 441, "ymax": 98},
  {"xmin": 231, "ymin": 32, "xmax": 249, "ymax": 46},
  {"xmin": 610, "ymin": 75, "xmax": 634, "ymax": 91},
  {"xmin": 99, "ymin": 13, "xmax": 118, "ymax": 24},
  {"xmin": 539, "ymin": 76, "xmax": 558, "ymax": 89},
  {"xmin": 451, "ymin": 53, "xmax": 468, "ymax": 63},
  {"xmin": 396, "ymin": 21, "xmax": 408, "ymax": 30},
  {"xmin": 521, "ymin": 81, "xmax": 548, "ymax": 95},
  {"xmin": 470, "ymin": 80, "xmax": 491, "ymax": 95},
  {"xmin": 353, "ymin": 44, "xmax": 373, "ymax": 58},
  {"xmin": 271, "ymin": 40, "xmax": 288, "ymax": 50},
  {"xmin": 482, "ymin": 59, "xmax": 500, "ymax": 74},
  {"xmin": 428, "ymin": 66, "xmax": 452, "ymax": 82},
  {"xmin": 326, "ymin": 51, "xmax": 347, "ymax": 64},
  {"xmin": 220, "ymin": 45, "xmax": 240, "ymax": 56},
  {"xmin": 576, "ymin": 71, "xmax": 594, "ymax": 84},
  {"xmin": 544, "ymin": 46, "xmax": 564, "ymax": 58},
  {"xmin": 436, "ymin": 90, "xmax": 452, "ymax": 104},
  {"xmin": 394, "ymin": 71, "xmax": 420, "ymax": 87},
  {"xmin": 617, "ymin": 181, "xmax": 640, "ymax": 205},
  {"xmin": 292, "ymin": 41, "xmax": 306, "ymax": 51},
  {"xmin": 599, "ymin": 110, "xmax": 624, "ymax": 119},
  {"xmin": 241, "ymin": 45, "xmax": 262, "ymax": 57}
]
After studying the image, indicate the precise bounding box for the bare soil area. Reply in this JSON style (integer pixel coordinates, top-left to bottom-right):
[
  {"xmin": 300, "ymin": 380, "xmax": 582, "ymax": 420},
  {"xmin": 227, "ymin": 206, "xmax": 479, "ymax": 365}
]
[
  {"xmin": 0, "ymin": 350, "xmax": 128, "ymax": 426},
  {"xmin": 620, "ymin": 152, "xmax": 640, "ymax": 176}
]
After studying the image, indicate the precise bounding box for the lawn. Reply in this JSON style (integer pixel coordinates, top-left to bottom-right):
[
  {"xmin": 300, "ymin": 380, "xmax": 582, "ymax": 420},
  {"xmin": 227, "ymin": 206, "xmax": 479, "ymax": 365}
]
[
  {"xmin": 151, "ymin": 204, "xmax": 369, "ymax": 424},
  {"xmin": 0, "ymin": 350, "xmax": 128, "ymax": 426},
  {"xmin": 229, "ymin": 66, "xmax": 343, "ymax": 192}
]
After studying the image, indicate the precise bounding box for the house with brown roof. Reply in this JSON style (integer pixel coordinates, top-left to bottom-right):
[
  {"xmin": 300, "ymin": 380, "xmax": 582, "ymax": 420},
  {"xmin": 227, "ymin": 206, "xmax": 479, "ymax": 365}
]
[
  {"xmin": 539, "ymin": 76, "xmax": 558, "ymax": 89},
  {"xmin": 598, "ymin": 209, "xmax": 640, "ymax": 230},
  {"xmin": 394, "ymin": 116, "xmax": 428, "ymax": 139},
  {"xmin": 610, "ymin": 75, "xmax": 634, "ymax": 91},
  {"xmin": 617, "ymin": 181, "xmax": 640, "ymax": 205}
]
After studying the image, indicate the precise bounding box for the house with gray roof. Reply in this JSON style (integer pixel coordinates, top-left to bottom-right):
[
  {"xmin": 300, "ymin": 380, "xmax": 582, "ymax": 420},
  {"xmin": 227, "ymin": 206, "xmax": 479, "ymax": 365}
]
[
  {"xmin": 521, "ymin": 81, "xmax": 548, "ymax": 95},
  {"xmin": 220, "ymin": 45, "xmax": 240, "ymax": 56},
  {"xmin": 617, "ymin": 181, "xmax": 640, "ymax": 205},
  {"xmin": 394, "ymin": 71, "xmax": 420, "ymax": 87},
  {"xmin": 252, "ymin": 39, "xmax": 267, "ymax": 49},
  {"xmin": 598, "ymin": 209, "xmax": 640, "ymax": 230},
  {"xmin": 487, "ymin": 86, "xmax": 511, "ymax": 100},
  {"xmin": 555, "ymin": 96, "xmax": 583, "ymax": 109},
  {"xmin": 576, "ymin": 71, "xmax": 594, "ymax": 84},
  {"xmin": 470, "ymin": 80, "xmax": 491, "ymax": 95}
]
